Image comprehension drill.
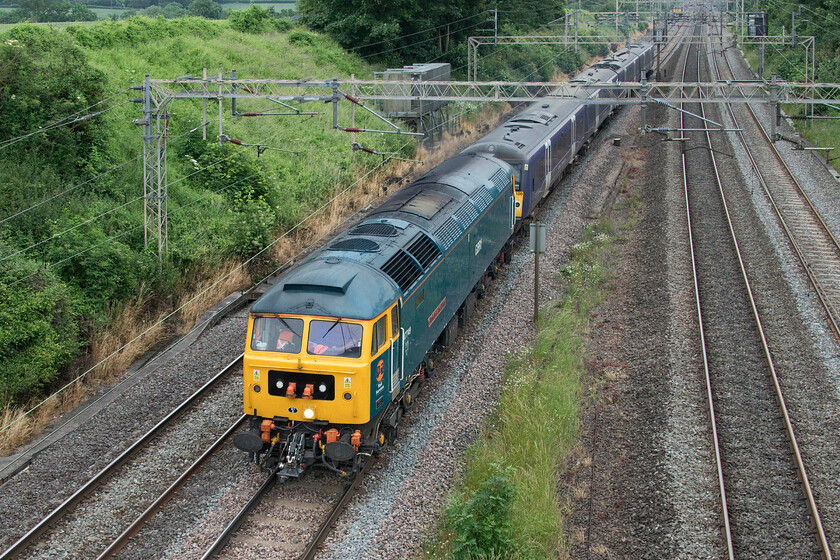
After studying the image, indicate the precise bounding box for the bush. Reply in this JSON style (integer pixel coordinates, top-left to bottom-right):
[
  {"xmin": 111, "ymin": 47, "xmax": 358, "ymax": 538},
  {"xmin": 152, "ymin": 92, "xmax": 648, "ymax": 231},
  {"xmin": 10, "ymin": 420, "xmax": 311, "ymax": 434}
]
[
  {"xmin": 274, "ymin": 16, "xmax": 292, "ymax": 32},
  {"xmin": 445, "ymin": 467, "xmax": 515, "ymax": 559},
  {"xmin": 0, "ymin": 252, "xmax": 82, "ymax": 404},
  {"xmin": 288, "ymin": 29, "xmax": 316, "ymax": 46},
  {"xmin": 187, "ymin": 0, "xmax": 222, "ymax": 19},
  {"xmin": 227, "ymin": 4, "xmax": 275, "ymax": 33},
  {"xmin": 161, "ymin": 2, "xmax": 185, "ymax": 18}
]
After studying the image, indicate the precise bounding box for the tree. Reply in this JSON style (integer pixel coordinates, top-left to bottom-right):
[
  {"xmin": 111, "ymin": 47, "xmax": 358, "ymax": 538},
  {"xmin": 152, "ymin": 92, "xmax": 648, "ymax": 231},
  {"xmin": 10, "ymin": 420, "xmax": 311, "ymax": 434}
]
[
  {"xmin": 187, "ymin": 0, "xmax": 222, "ymax": 19},
  {"xmin": 298, "ymin": 0, "xmax": 567, "ymax": 65},
  {"xmin": 0, "ymin": 26, "xmax": 106, "ymax": 176},
  {"xmin": 298, "ymin": 0, "xmax": 488, "ymax": 64},
  {"xmin": 161, "ymin": 1, "xmax": 185, "ymax": 18}
]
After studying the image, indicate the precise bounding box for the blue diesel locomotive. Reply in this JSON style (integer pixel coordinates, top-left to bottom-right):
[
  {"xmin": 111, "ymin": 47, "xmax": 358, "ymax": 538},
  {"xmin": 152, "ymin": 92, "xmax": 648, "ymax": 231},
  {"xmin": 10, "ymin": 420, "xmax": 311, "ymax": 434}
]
[{"xmin": 233, "ymin": 43, "xmax": 654, "ymax": 477}]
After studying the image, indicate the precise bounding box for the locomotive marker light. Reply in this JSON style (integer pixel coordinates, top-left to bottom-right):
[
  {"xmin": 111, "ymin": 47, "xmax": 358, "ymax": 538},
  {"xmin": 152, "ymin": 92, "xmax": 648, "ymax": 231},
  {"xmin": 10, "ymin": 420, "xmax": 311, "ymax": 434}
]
[{"xmin": 530, "ymin": 222, "xmax": 547, "ymax": 322}]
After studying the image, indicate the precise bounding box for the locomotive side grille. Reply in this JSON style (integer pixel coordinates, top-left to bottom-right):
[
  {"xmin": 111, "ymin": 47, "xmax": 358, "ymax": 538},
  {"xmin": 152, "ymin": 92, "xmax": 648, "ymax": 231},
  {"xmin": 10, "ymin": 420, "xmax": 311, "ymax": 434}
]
[
  {"xmin": 381, "ymin": 250, "xmax": 423, "ymax": 292},
  {"xmin": 406, "ymin": 233, "xmax": 441, "ymax": 269},
  {"xmin": 454, "ymin": 203, "xmax": 479, "ymax": 227},
  {"xmin": 490, "ymin": 168, "xmax": 510, "ymax": 194},
  {"xmin": 435, "ymin": 217, "xmax": 463, "ymax": 250},
  {"xmin": 473, "ymin": 188, "xmax": 493, "ymax": 209},
  {"xmin": 329, "ymin": 238, "xmax": 381, "ymax": 252},
  {"xmin": 349, "ymin": 223, "xmax": 398, "ymax": 237}
]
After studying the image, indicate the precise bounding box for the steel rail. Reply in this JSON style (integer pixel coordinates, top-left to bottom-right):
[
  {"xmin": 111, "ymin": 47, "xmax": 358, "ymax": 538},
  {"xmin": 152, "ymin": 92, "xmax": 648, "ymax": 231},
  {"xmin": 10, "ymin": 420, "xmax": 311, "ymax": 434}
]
[
  {"xmin": 708, "ymin": 33, "xmax": 834, "ymax": 560},
  {"xmin": 96, "ymin": 414, "xmax": 248, "ymax": 559},
  {"xmin": 0, "ymin": 354, "xmax": 244, "ymax": 560},
  {"xmin": 198, "ymin": 464, "xmax": 280, "ymax": 560},
  {"xmin": 300, "ymin": 454, "xmax": 376, "ymax": 560},
  {"xmin": 679, "ymin": 32, "xmax": 735, "ymax": 560},
  {"xmin": 713, "ymin": 37, "xmax": 840, "ymax": 342}
]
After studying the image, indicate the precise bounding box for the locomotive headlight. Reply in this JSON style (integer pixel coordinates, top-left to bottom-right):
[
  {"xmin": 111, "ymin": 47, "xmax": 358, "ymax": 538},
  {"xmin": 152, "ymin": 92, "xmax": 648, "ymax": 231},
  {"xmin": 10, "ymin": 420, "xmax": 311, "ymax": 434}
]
[
  {"xmin": 318, "ymin": 384, "xmax": 327, "ymax": 393},
  {"xmin": 303, "ymin": 408, "xmax": 315, "ymax": 419},
  {"xmin": 276, "ymin": 380, "xmax": 283, "ymax": 389}
]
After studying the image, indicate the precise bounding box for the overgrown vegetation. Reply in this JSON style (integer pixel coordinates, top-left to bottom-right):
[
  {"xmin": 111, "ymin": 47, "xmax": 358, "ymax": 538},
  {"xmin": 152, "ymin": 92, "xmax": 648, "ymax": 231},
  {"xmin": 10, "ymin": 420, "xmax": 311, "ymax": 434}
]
[{"xmin": 429, "ymin": 218, "xmax": 620, "ymax": 559}]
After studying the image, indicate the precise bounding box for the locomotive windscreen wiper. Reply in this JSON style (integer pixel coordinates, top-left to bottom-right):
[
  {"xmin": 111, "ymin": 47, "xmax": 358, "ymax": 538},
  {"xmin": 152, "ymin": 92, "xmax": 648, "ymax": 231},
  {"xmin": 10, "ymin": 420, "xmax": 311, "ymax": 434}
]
[
  {"xmin": 322, "ymin": 317, "xmax": 341, "ymax": 336},
  {"xmin": 274, "ymin": 314, "xmax": 302, "ymax": 337}
]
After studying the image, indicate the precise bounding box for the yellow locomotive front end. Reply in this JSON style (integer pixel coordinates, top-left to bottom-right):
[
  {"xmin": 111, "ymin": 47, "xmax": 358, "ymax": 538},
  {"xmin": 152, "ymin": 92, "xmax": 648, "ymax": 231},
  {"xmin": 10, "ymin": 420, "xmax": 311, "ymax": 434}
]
[
  {"xmin": 233, "ymin": 254, "xmax": 406, "ymax": 478},
  {"xmin": 243, "ymin": 314, "xmax": 374, "ymax": 426}
]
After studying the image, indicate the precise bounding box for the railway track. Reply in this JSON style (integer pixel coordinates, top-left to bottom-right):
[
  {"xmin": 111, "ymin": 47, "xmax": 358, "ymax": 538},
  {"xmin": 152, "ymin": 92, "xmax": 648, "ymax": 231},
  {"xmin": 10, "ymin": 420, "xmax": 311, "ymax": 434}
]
[
  {"xmin": 0, "ymin": 356, "xmax": 244, "ymax": 560},
  {"xmin": 709, "ymin": 34, "xmax": 840, "ymax": 340},
  {"xmin": 680, "ymin": 24, "xmax": 831, "ymax": 559},
  {"xmin": 195, "ymin": 456, "xmax": 374, "ymax": 559}
]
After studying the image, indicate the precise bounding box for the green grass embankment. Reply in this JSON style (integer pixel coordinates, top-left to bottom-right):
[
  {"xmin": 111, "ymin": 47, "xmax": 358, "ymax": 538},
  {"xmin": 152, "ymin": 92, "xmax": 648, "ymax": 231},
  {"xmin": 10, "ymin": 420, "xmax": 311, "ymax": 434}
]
[{"xmin": 427, "ymin": 214, "xmax": 625, "ymax": 559}]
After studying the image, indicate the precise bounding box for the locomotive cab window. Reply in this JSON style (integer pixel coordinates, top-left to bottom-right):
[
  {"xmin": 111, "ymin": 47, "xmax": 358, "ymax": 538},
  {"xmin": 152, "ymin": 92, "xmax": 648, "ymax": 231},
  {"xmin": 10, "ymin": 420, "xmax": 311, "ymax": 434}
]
[
  {"xmin": 307, "ymin": 320, "xmax": 363, "ymax": 358},
  {"xmin": 371, "ymin": 315, "xmax": 387, "ymax": 355},
  {"xmin": 251, "ymin": 316, "xmax": 303, "ymax": 354},
  {"xmin": 391, "ymin": 305, "xmax": 400, "ymax": 337}
]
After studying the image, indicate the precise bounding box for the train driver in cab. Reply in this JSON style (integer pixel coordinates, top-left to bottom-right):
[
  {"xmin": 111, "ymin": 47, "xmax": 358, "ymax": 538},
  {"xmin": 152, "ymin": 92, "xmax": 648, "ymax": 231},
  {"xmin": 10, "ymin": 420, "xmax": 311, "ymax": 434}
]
[{"xmin": 307, "ymin": 320, "xmax": 363, "ymax": 358}]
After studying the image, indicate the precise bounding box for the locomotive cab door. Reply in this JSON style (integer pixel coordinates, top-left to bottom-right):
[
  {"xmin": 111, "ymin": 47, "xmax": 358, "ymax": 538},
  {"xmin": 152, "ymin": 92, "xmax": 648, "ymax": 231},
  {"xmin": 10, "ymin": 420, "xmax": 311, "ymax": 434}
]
[{"xmin": 389, "ymin": 304, "xmax": 403, "ymax": 394}]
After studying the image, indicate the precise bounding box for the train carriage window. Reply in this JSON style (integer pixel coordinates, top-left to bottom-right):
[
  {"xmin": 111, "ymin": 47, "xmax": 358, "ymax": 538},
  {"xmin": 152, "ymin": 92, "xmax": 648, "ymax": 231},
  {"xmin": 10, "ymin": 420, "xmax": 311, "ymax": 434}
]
[
  {"xmin": 307, "ymin": 320, "xmax": 363, "ymax": 358},
  {"xmin": 251, "ymin": 317, "xmax": 303, "ymax": 354},
  {"xmin": 371, "ymin": 316, "xmax": 387, "ymax": 355},
  {"xmin": 391, "ymin": 305, "xmax": 400, "ymax": 337}
]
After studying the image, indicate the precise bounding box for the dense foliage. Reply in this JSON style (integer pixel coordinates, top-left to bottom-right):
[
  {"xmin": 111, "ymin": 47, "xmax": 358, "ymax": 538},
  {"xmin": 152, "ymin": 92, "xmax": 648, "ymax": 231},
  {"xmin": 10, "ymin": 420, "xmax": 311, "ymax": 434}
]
[
  {"xmin": 297, "ymin": 0, "xmax": 568, "ymax": 76},
  {"xmin": 0, "ymin": 0, "xmax": 97, "ymax": 23},
  {"xmin": 0, "ymin": 26, "xmax": 106, "ymax": 173},
  {"xmin": 757, "ymin": 0, "xmax": 840, "ymax": 83}
]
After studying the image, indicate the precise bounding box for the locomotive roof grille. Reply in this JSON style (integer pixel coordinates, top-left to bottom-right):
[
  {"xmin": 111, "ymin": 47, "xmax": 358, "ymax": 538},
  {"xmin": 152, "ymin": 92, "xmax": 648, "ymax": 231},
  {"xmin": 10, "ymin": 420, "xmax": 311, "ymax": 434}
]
[
  {"xmin": 349, "ymin": 223, "xmax": 399, "ymax": 237},
  {"xmin": 454, "ymin": 202, "xmax": 479, "ymax": 226},
  {"xmin": 435, "ymin": 217, "xmax": 463, "ymax": 249},
  {"xmin": 490, "ymin": 169, "xmax": 509, "ymax": 194},
  {"xmin": 381, "ymin": 250, "xmax": 423, "ymax": 293},
  {"xmin": 406, "ymin": 233, "xmax": 441, "ymax": 269},
  {"xmin": 472, "ymin": 188, "xmax": 493, "ymax": 210},
  {"xmin": 328, "ymin": 238, "xmax": 381, "ymax": 253}
]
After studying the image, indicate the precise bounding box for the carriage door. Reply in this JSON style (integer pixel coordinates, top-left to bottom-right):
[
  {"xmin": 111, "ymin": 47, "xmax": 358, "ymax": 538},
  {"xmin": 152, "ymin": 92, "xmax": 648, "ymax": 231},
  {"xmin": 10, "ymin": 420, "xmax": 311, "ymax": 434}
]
[
  {"xmin": 389, "ymin": 304, "xmax": 403, "ymax": 394},
  {"xmin": 544, "ymin": 140, "xmax": 552, "ymax": 192}
]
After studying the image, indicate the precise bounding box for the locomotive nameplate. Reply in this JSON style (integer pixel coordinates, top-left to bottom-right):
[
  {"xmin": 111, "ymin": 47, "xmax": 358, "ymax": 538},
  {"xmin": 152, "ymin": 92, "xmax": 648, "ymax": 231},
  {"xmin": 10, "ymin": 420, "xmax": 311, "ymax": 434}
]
[{"xmin": 428, "ymin": 297, "xmax": 447, "ymax": 327}]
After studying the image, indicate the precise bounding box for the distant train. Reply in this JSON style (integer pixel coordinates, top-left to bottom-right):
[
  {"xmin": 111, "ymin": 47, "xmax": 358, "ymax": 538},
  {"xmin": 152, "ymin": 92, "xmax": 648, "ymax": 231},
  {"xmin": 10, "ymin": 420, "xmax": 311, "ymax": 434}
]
[{"xmin": 233, "ymin": 43, "xmax": 654, "ymax": 478}]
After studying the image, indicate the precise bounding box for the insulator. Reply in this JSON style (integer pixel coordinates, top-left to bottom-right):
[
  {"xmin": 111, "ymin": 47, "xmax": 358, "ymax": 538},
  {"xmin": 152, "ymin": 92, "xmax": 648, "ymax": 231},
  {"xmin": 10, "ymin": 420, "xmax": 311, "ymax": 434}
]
[
  {"xmin": 343, "ymin": 127, "xmax": 363, "ymax": 133},
  {"xmin": 241, "ymin": 112, "xmax": 261, "ymax": 117},
  {"xmin": 242, "ymin": 86, "xmax": 257, "ymax": 94},
  {"xmin": 228, "ymin": 138, "xmax": 244, "ymax": 146},
  {"xmin": 360, "ymin": 145, "xmax": 376, "ymax": 154},
  {"xmin": 130, "ymin": 98, "xmax": 144, "ymax": 103},
  {"xmin": 343, "ymin": 93, "xmax": 362, "ymax": 106}
]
